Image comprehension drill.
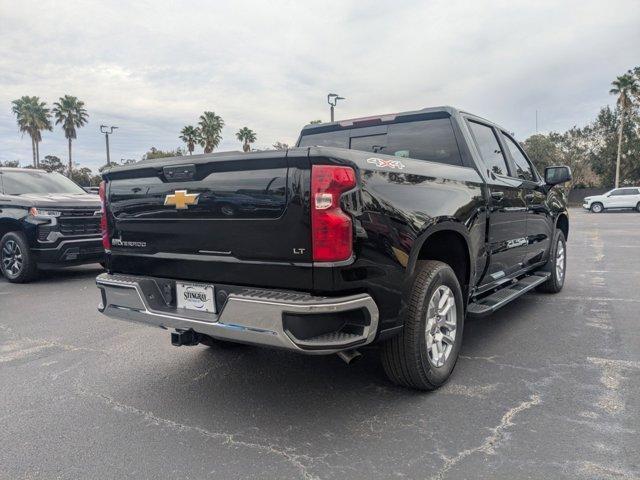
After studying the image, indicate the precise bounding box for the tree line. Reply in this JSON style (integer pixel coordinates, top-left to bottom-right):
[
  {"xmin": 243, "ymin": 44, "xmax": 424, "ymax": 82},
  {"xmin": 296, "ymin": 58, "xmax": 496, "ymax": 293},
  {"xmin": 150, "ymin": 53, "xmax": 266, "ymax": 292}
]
[
  {"xmin": 11, "ymin": 67, "xmax": 636, "ymax": 192},
  {"xmin": 524, "ymin": 66, "xmax": 640, "ymax": 189}
]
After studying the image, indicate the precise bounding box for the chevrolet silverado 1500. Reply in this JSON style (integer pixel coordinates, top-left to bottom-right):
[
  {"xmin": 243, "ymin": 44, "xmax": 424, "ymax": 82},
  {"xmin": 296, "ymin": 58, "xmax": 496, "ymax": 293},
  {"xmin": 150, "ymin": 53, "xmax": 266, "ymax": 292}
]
[{"xmin": 95, "ymin": 106, "xmax": 571, "ymax": 390}]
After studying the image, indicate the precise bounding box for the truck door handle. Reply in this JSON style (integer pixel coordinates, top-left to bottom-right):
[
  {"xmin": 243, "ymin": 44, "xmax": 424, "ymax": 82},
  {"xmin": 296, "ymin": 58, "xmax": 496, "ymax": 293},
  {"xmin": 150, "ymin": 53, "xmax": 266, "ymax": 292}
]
[{"xmin": 491, "ymin": 191, "xmax": 504, "ymax": 201}]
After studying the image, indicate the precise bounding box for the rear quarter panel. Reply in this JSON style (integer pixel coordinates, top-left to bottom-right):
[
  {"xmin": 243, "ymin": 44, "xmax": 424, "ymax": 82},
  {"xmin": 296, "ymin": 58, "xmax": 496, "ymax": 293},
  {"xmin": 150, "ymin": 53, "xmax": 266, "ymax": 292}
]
[{"xmin": 307, "ymin": 147, "xmax": 487, "ymax": 332}]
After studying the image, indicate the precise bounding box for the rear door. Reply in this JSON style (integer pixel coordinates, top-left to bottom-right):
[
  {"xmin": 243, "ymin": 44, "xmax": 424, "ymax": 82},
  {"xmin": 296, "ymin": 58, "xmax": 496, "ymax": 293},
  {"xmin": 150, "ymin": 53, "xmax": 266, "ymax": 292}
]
[
  {"xmin": 618, "ymin": 188, "xmax": 640, "ymax": 208},
  {"xmin": 604, "ymin": 189, "xmax": 628, "ymax": 208},
  {"xmin": 467, "ymin": 120, "xmax": 527, "ymax": 286}
]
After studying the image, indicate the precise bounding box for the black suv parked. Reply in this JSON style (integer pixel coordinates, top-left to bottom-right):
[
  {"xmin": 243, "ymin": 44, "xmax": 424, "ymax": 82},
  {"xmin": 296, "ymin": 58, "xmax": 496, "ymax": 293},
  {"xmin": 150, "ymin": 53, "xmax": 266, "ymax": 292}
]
[{"xmin": 0, "ymin": 168, "xmax": 103, "ymax": 283}]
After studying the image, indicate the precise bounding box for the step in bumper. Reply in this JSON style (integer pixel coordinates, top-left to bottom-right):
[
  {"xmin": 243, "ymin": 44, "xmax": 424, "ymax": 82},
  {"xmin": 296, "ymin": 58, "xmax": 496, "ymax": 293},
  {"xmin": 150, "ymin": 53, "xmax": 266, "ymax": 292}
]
[{"xmin": 96, "ymin": 273, "xmax": 379, "ymax": 354}]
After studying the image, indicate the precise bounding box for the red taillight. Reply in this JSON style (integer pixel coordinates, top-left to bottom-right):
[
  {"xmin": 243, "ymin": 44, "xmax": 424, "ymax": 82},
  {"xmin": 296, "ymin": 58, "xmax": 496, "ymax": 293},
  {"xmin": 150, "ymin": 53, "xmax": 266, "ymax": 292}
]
[
  {"xmin": 98, "ymin": 181, "xmax": 111, "ymax": 250},
  {"xmin": 311, "ymin": 165, "xmax": 356, "ymax": 262}
]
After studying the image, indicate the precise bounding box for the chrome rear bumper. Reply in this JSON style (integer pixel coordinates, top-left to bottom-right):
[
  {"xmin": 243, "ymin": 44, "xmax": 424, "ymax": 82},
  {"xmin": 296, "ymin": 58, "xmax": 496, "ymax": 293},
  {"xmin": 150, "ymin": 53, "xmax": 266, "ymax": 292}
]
[{"xmin": 96, "ymin": 273, "xmax": 379, "ymax": 354}]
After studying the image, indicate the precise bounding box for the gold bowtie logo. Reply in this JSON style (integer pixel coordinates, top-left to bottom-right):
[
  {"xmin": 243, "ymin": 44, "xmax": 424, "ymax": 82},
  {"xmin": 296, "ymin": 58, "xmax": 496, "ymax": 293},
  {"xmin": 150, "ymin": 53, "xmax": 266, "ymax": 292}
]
[{"xmin": 164, "ymin": 190, "xmax": 200, "ymax": 210}]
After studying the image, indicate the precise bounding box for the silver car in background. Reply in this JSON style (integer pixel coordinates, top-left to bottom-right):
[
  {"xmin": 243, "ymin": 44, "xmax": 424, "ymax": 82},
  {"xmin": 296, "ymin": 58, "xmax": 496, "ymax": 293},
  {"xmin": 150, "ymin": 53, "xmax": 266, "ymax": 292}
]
[{"xmin": 583, "ymin": 187, "xmax": 640, "ymax": 213}]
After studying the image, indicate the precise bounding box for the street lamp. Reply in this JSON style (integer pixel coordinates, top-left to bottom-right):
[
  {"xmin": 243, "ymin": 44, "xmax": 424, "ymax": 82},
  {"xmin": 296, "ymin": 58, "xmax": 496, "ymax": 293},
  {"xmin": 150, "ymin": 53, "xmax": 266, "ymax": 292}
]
[
  {"xmin": 327, "ymin": 93, "xmax": 345, "ymax": 122},
  {"xmin": 100, "ymin": 125, "xmax": 118, "ymax": 164}
]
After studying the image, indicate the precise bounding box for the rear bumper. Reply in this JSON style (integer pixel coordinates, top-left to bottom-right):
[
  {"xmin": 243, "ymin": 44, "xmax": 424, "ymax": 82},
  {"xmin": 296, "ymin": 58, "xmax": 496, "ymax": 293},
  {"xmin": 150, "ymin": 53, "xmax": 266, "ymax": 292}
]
[
  {"xmin": 96, "ymin": 273, "xmax": 379, "ymax": 354},
  {"xmin": 32, "ymin": 237, "xmax": 104, "ymax": 266}
]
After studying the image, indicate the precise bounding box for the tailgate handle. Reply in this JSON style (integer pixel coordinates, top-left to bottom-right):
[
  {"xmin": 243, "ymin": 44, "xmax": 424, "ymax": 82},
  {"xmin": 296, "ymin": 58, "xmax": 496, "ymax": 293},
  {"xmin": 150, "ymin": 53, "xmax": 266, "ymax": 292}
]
[{"xmin": 163, "ymin": 164, "xmax": 196, "ymax": 182}]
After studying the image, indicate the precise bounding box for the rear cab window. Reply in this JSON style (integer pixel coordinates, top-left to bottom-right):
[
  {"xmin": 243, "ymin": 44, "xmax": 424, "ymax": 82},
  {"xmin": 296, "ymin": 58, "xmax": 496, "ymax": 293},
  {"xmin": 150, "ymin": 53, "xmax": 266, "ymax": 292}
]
[{"xmin": 298, "ymin": 118, "xmax": 463, "ymax": 167}]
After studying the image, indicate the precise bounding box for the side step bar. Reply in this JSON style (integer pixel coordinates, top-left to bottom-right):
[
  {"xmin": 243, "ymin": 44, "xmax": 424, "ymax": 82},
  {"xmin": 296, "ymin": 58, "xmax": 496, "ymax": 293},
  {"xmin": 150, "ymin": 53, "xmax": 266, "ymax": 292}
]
[{"xmin": 467, "ymin": 272, "xmax": 551, "ymax": 318}]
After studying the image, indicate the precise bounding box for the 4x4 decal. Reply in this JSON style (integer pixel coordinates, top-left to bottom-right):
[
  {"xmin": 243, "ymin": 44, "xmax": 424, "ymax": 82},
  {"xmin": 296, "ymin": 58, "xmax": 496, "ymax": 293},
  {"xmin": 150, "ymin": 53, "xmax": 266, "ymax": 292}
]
[{"xmin": 367, "ymin": 157, "xmax": 406, "ymax": 170}]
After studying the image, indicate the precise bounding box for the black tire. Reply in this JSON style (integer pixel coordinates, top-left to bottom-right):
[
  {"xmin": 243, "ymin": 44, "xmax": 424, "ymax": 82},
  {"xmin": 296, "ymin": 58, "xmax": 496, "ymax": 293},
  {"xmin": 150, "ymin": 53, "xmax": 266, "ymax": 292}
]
[
  {"xmin": 590, "ymin": 202, "xmax": 603, "ymax": 213},
  {"xmin": 536, "ymin": 229, "xmax": 566, "ymax": 293},
  {"xmin": 0, "ymin": 231, "xmax": 38, "ymax": 283},
  {"xmin": 381, "ymin": 260, "xmax": 464, "ymax": 391},
  {"xmin": 636, "ymin": 202, "xmax": 640, "ymax": 213}
]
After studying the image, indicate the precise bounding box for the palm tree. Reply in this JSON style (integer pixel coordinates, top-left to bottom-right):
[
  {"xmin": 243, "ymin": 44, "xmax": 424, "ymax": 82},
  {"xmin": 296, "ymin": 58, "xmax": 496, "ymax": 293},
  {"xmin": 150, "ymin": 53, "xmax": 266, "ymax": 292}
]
[
  {"xmin": 11, "ymin": 96, "xmax": 52, "ymax": 168},
  {"xmin": 179, "ymin": 125, "xmax": 200, "ymax": 155},
  {"xmin": 610, "ymin": 73, "xmax": 639, "ymax": 187},
  {"xmin": 198, "ymin": 111, "xmax": 224, "ymax": 153},
  {"xmin": 235, "ymin": 127, "xmax": 257, "ymax": 152},
  {"xmin": 633, "ymin": 66, "xmax": 640, "ymax": 102},
  {"xmin": 52, "ymin": 95, "xmax": 89, "ymax": 176}
]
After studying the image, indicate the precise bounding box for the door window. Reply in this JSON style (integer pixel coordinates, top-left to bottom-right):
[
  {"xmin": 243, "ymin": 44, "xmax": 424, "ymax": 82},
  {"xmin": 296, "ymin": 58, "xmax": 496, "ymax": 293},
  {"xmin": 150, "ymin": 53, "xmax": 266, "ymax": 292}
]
[
  {"xmin": 609, "ymin": 189, "xmax": 624, "ymax": 196},
  {"xmin": 621, "ymin": 188, "xmax": 640, "ymax": 195},
  {"xmin": 502, "ymin": 134, "xmax": 536, "ymax": 181},
  {"xmin": 468, "ymin": 121, "xmax": 509, "ymax": 176}
]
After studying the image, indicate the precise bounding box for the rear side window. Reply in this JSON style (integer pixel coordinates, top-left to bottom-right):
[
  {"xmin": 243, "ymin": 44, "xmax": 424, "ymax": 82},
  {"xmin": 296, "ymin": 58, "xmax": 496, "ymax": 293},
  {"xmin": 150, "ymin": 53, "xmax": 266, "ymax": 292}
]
[
  {"xmin": 502, "ymin": 134, "xmax": 536, "ymax": 181},
  {"xmin": 468, "ymin": 121, "xmax": 508, "ymax": 176},
  {"xmin": 385, "ymin": 119, "xmax": 462, "ymax": 166},
  {"xmin": 299, "ymin": 118, "xmax": 463, "ymax": 166}
]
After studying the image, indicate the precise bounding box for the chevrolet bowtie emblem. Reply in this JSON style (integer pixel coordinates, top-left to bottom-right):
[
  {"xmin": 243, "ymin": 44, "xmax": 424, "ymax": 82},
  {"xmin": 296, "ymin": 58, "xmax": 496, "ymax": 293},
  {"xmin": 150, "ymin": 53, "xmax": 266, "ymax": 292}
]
[{"xmin": 164, "ymin": 190, "xmax": 200, "ymax": 210}]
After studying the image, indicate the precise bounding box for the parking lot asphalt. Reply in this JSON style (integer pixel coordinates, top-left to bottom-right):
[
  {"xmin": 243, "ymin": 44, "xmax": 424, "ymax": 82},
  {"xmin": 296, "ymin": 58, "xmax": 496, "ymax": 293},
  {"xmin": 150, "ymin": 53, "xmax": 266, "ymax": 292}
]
[{"xmin": 1, "ymin": 208, "xmax": 638, "ymax": 480}]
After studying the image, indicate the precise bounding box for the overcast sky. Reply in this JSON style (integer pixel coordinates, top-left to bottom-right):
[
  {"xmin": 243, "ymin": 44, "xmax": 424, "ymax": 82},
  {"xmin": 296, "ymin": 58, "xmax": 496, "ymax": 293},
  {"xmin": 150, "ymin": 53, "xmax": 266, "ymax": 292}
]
[{"xmin": 1, "ymin": 0, "xmax": 639, "ymax": 170}]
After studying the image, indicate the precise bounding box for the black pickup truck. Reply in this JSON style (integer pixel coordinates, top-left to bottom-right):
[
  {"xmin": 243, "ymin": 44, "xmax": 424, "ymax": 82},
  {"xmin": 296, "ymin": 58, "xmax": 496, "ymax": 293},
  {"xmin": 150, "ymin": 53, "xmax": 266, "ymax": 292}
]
[
  {"xmin": 0, "ymin": 168, "xmax": 103, "ymax": 283},
  {"xmin": 96, "ymin": 106, "xmax": 571, "ymax": 390}
]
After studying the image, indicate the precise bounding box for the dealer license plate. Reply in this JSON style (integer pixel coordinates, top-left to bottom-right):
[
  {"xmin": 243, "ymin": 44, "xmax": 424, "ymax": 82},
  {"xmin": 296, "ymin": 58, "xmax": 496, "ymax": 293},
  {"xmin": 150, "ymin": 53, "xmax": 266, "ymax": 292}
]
[{"xmin": 176, "ymin": 282, "xmax": 216, "ymax": 314}]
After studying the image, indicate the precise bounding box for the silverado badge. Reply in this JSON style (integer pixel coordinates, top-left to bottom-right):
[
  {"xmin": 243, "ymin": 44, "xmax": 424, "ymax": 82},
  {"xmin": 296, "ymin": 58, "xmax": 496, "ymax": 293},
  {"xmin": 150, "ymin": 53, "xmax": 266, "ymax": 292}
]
[{"xmin": 164, "ymin": 190, "xmax": 200, "ymax": 210}]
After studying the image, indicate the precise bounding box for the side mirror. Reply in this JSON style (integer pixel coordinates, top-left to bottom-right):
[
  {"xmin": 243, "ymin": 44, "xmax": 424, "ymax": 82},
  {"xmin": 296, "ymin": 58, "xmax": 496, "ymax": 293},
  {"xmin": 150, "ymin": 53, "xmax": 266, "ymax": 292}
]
[{"xmin": 545, "ymin": 166, "xmax": 572, "ymax": 186}]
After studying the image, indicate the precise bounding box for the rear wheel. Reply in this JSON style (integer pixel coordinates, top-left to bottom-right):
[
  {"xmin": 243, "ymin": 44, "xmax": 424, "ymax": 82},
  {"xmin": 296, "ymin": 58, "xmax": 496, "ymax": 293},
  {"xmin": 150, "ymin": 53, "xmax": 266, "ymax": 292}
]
[
  {"xmin": 590, "ymin": 202, "xmax": 603, "ymax": 213},
  {"xmin": 381, "ymin": 260, "xmax": 464, "ymax": 390},
  {"xmin": 0, "ymin": 231, "xmax": 38, "ymax": 283},
  {"xmin": 536, "ymin": 229, "xmax": 566, "ymax": 293},
  {"xmin": 636, "ymin": 202, "xmax": 640, "ymax": 213}
]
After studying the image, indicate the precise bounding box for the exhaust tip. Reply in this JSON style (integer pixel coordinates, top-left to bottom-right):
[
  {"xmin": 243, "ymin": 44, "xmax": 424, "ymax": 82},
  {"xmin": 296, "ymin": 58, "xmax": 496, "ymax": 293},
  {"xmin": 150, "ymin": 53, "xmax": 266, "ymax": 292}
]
[{"xmin": 337, "ymin": 349, "xmax": 362, "ymax": 365}]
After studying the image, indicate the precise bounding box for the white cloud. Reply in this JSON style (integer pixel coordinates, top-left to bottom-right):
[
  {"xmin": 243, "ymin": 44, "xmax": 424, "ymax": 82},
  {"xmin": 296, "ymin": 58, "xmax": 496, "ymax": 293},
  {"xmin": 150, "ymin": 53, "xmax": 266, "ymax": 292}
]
[{"xmin": 1, "ymin": 0, "xmax": 638, "ymax": 169}]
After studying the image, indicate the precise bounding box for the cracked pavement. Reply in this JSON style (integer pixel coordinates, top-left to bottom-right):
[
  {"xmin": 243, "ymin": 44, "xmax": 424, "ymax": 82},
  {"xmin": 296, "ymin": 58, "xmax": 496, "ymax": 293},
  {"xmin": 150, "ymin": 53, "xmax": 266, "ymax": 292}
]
[{"xmin": 1, "ymin": 209, "xmax": 638, "ymax": 479}]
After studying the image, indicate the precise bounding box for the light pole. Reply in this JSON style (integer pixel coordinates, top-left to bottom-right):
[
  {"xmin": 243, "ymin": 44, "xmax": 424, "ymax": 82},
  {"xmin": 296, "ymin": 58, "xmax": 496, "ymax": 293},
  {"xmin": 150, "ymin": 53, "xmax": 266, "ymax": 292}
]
[
  {"xmin": 100, "ymin": 125, "xmax": 118, "ymax": 165},
  {"xmin": 327, "ymin": 93, "xmax": 345, "ymax": 122}
]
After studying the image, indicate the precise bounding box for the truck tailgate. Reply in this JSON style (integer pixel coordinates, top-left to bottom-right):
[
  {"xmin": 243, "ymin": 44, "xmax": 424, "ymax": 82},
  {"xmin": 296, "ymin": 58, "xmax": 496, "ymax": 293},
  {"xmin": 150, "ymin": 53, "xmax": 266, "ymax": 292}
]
[{"xmin": 103, "ymin": 151, "xmax": 313, "ymax": 290}]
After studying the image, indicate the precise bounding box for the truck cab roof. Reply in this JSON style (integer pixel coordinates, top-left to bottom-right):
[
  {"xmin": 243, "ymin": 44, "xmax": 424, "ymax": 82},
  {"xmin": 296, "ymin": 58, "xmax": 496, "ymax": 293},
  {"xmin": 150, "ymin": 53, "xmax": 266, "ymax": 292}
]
[{"xmin": 299, "ymin": 105, "xmax": 509, "ymax": 138}]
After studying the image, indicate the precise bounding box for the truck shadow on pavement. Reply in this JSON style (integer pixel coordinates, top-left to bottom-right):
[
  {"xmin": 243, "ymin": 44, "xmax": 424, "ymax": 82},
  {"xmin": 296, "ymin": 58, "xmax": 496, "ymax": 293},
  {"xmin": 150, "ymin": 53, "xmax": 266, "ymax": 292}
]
[
  {"xmin": 36, "ymin": 265, "xmax": 104, "ymax": 282},
  {"xmin": 136, "ymin": 294, "xmax": 536, "ymax": 410}
]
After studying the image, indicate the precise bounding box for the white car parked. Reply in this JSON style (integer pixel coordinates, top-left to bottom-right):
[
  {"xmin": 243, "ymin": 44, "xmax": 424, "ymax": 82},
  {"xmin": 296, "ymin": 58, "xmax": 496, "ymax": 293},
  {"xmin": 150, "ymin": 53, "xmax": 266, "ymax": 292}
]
[{"xmin": 583, "ymin": 187, "xmax": 640, "ymax": 213}]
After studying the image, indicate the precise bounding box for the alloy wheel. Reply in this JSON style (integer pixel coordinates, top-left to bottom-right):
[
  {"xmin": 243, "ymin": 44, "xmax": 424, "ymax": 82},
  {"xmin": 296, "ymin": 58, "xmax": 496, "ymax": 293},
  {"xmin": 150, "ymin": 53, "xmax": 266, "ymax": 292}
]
[
  {"xmin": 2, "ymin": 240, "xmax": 23, "ymax": 277},
  {"xmin": 425, "ymin": 285, "xmax": 457, "ymax": 368},
  {"xmin": 555, "ymin": 240, "xmax": 565, "ymax": 282}
]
